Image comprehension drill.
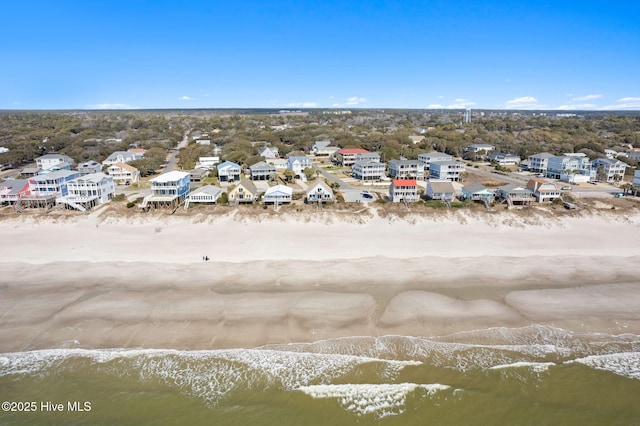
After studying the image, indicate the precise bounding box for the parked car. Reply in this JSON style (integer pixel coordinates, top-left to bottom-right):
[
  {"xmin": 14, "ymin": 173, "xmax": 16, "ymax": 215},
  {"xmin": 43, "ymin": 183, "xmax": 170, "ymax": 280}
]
[
  {"xmin": 561, "ymin": 186, "xmax": 571, "ymax": 190},
  {"xmin": 362, "ymin": 193, "xmax": 373, "ymax": 199}
]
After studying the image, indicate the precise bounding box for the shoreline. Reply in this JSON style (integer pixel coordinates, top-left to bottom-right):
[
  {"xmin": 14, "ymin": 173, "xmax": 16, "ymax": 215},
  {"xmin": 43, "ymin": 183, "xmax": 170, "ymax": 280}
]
[{"xmin": 1, "ymin": 210, "xmax": 640, "ymax": 352}]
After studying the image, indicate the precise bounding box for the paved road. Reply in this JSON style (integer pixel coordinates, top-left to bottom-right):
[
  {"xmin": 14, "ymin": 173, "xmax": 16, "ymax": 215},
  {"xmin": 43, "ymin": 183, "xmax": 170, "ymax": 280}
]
[
  {"xmin": 162, "ymin": 129, "xmax": 191, "ymax": 173},
  {"xmin": 315, "ymin": 166, "xmax": 379, "ymax": 202}
]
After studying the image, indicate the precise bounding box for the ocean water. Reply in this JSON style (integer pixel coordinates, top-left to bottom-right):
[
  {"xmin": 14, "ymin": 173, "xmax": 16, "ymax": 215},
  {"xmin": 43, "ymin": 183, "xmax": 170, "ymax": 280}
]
[{"xmin": 1, "ymin": 326, "xmax": 639, "ymax": 425}]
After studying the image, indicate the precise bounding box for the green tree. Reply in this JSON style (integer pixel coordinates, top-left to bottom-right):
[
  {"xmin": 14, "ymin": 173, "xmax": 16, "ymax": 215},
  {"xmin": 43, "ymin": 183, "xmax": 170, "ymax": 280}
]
[{"xmin": 283, "ymin": 169, "xmax": 295, "ymax": 182}]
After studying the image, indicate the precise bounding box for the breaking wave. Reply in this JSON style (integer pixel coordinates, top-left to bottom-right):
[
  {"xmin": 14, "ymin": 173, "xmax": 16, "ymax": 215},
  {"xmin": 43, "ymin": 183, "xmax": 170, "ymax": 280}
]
[
  {"xmin": 298, "ymin": 383, "xmax": 452, "ymax": 418},
  {"xmin": 570, "ymin": 352, "xmax": 640, "ymax": 380},
  {"xmin": 1, "ymin": 326, "xmax": 639, "ymax": 417}
]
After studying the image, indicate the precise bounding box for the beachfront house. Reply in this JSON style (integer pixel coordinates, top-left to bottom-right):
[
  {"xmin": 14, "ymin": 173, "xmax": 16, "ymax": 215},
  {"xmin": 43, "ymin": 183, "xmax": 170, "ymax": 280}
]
[
  {"xmin": 36, "ymin": 153, "xmax": 75, "ymax": 172},
  {"xmin": 249, "ymin": 161, "xmax": 277, "ymax": 181},
  {"xmin": 496, "ymin": 184, "xmax": 535, "ymax": 206},
  {"xmin": 141, "ymin": 171, "xmax": 191, "ymax": 210},
  {"xmin": 633, "ymin": 170, "xmax": 640, "ymax": 191},
  {"xmin": 460, "ymin": 183, "xmax": 495, "ymax": 202},
  {"xmin": 287, "ymin": 156, "xmax": 312, "ymax": 178},
  {"xmin": 591, "ymin": 158, "xmax": 627, "ymax": 182},
  {"xmin": 335, "ymin": 148, "xmax": 369, "ymax": 166},
  {"xmin": 228, "ymin": 179, "xmax": 258, "ymax": 204},
  {"xmin": 429, "ymin": 161, "xmax": 466, "ymax": 181},
  {"xmin": 388, "ymin": 159, "xmax": 425, "ymax": 180},
  {"xmin": 426, "ymin": 180, "xmax": 456, "ymax": 201},
  {"xmin": 28, "ymin": 170, "xmax": 80, "ymax": 197},
  {"xmin": 352, "ymin": 160, "xmax": 385, "ymax": 181},
  {"xmin": 305, "ymin": 181, "xmax": 334, "ymax": 204},
  {"xmin": 546, "ymin": 154, "xmax": 595, "ymax": 182},
  {"xmin": 389, "ymin": 179, "xmax": 419, "ymax": 203},
  {"xmin": 107, "ymin": 162, "xmax": 140, "ymax": 185},
  {"xmin": 418, "ymin": 152, "xmax": 453, "ymax": 171},
  {"xmin": 56, "ymin": 172, "xmax": 115, "ymax": 211},
  {"xmin": 487, "ymin": 152, "xmax": 521, "ymax": 166},
  {"xmin": 311, "ymin": 140, "xmax": 339, "ymax": 156},
  {"xmin": 217, "ymin": 161, "xmax": 241, "ymax": 182},
  {"xmin": 77, "ymin": 161, "xmax": 102, "ymax": 175},
  {"xmin": 526, "ymin": 178, "xmax": 561, "ymax": 203},
  {"xmin": 263, "ymin": 184, "xmax": 293, "ymax": 205},
  {"xmin": 0, "ymin": 179, "xmax": 30, "ymax": 205},
  {"xmin": 102, "ymin": 151, "xmax": 137, "ymax": 166},
  {"xmin": 185, "ymin": 185, "xmax": 222, "ymax": 209}
]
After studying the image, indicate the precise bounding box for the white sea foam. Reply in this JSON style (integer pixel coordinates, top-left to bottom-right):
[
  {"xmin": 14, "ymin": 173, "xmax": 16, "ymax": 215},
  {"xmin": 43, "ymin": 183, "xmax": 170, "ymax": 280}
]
[
  {"xmin": 489, "ymin": 361, "xmax": 556, "ymax": 373},
  {"xmin": 297, "ymin": 383, "xmax": 451, "ymax": 417},
  {"xmin": 569, "ymin": 352, "xmax": 640, "ymax": 380},
  {"xmin": 0, "ymin": 348, "xmax": 421, "ymax": 404}
]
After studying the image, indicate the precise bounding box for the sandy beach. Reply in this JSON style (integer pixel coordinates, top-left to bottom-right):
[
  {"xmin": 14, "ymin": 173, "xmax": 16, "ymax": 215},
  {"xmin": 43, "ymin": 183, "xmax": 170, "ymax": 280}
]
[{"xmin": 1, "ymin": 207, "xmax": 640, "ymax": 352}]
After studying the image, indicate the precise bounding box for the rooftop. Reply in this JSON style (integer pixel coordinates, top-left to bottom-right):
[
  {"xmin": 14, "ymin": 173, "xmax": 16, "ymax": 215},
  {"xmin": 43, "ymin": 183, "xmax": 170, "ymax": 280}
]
[
  {"xmin": 150, "ymin": 171, "xmax": 190, "ymax": 183},
  {"xmin": 338, "ymin": 148, "xmax": 369, "ymax": 155}
]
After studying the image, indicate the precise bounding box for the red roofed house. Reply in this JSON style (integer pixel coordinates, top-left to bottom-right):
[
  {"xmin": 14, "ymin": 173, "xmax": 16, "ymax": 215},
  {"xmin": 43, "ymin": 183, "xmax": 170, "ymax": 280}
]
[
  {"xmin": 389, "ymin": 179, "xmax": 419, "ymax": 203},
  {"xmin": 335, "ymin": 148, "xmax": 370, "ymax": 166}
]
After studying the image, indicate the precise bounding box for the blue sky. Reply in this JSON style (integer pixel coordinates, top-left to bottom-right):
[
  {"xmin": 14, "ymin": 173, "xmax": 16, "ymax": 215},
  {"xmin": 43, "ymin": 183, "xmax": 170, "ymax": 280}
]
[{"xmin": 1, "ymin": 0, "xmax": 639, "ymax": 110}]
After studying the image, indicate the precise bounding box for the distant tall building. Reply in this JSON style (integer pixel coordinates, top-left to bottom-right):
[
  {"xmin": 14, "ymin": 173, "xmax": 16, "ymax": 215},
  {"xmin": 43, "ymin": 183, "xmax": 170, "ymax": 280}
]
[{"xmin": 464, "ymin": 108, "xmax": 471, "ymax": 123}]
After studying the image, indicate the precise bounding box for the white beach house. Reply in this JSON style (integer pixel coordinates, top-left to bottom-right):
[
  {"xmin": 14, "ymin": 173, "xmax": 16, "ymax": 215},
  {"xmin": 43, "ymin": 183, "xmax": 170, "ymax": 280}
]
[
  {"xmin": 528, "ymin": 152, "xmax": 555, "ymax": 175},
  {"xmin": 418, "ymin": 152, "xmax": 453, "ymax": 170},
  {"xmin": 305, "ymin": 181, "xmax": 335, "ymax": 203},
  {"xmin": 591, "ymin": 158, "xmax": 627, "ymax": 182},
  {"xmin": 389, "ymin": 179, "xmax": 419, "ymax": 203},
  {"xmin": 426, "ymin": 180, "xmax": 456, "ymax": 201},
  {"xmin": 102, "ymin": 151, "xmax": 137, "ymax": 166},
  {"xmin": 352, "ymin": 160, "xmax": 385, "ymax": 181},
  {"xmin": 263, "ymin": 184, "xmax": 293, "ymax": 205},
  {"xmin": 107, "ymin": 162, "xmax": 140, "ymax": 185},
  {"xmin": 36, "ymin": 153, "xmax": 75, "ymax": 172},
  {"xmin": 77, "ymin": 160, "xmax": 102, "ymax": 175},
  {"xmin": 388, "ymin": 159, "xmax": 425, "ymax": 179},
  {"xmin": 185, "ymin": 185, "xmax": 222, "ymax": 209},
  {"xmin": 526, "ymin": 178, "xmax": 561, "ymax": 203},
  {"xmin": 429, "ymin": 161, "xmax": 466, "ymax": 181},
  {"xmin": 287, "ymin": 156, "xmax": 312, "ymax": 178},
  {"xmin": 56, "ymin": 172, "xmax": 115, "ymax": 211}
]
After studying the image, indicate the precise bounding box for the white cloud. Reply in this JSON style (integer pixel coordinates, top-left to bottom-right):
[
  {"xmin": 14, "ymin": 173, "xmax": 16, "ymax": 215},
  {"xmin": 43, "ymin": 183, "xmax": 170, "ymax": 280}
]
[
  {"xmin": 450, "ymin": 99, "xmax": 475, "ymax": 108},
  {"xmin": 179, "ymin": 96, "xmax": 195, "ymax": 101},
  {"xmin": 504, "ymin": 96, "xmax": 545, "ymax": 109},
  {"xmin": 437, "ymin": 95, "xmax": 444, "ymax": 99},
  {"xmin": 602, "ymin": 97, "xmax": 640, "ymax": 110},
  {"xmin": 573, "ymin": 94, "xmax": 603, "ymax": 102},
  {"xmin": 427, "ymin": 99, "xmax": 475, "ymax": 109},
  {"xmin": 554, "ymin": 104, "xmax": 598, "ymax": 110},
  {"xmin": 331, "ymin": 96, "xmax": 368, "ymax": 107},
  {"xmin": 87, "ymin": 103, "xmax": 138, "ymax": 110},
  {"xmin": 345, "ymin": 96, "xmax": 367, "ymax": 106},
  {"xmin": 286, "ymin": 102, "xmax": 318, "ymax": 108}
]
